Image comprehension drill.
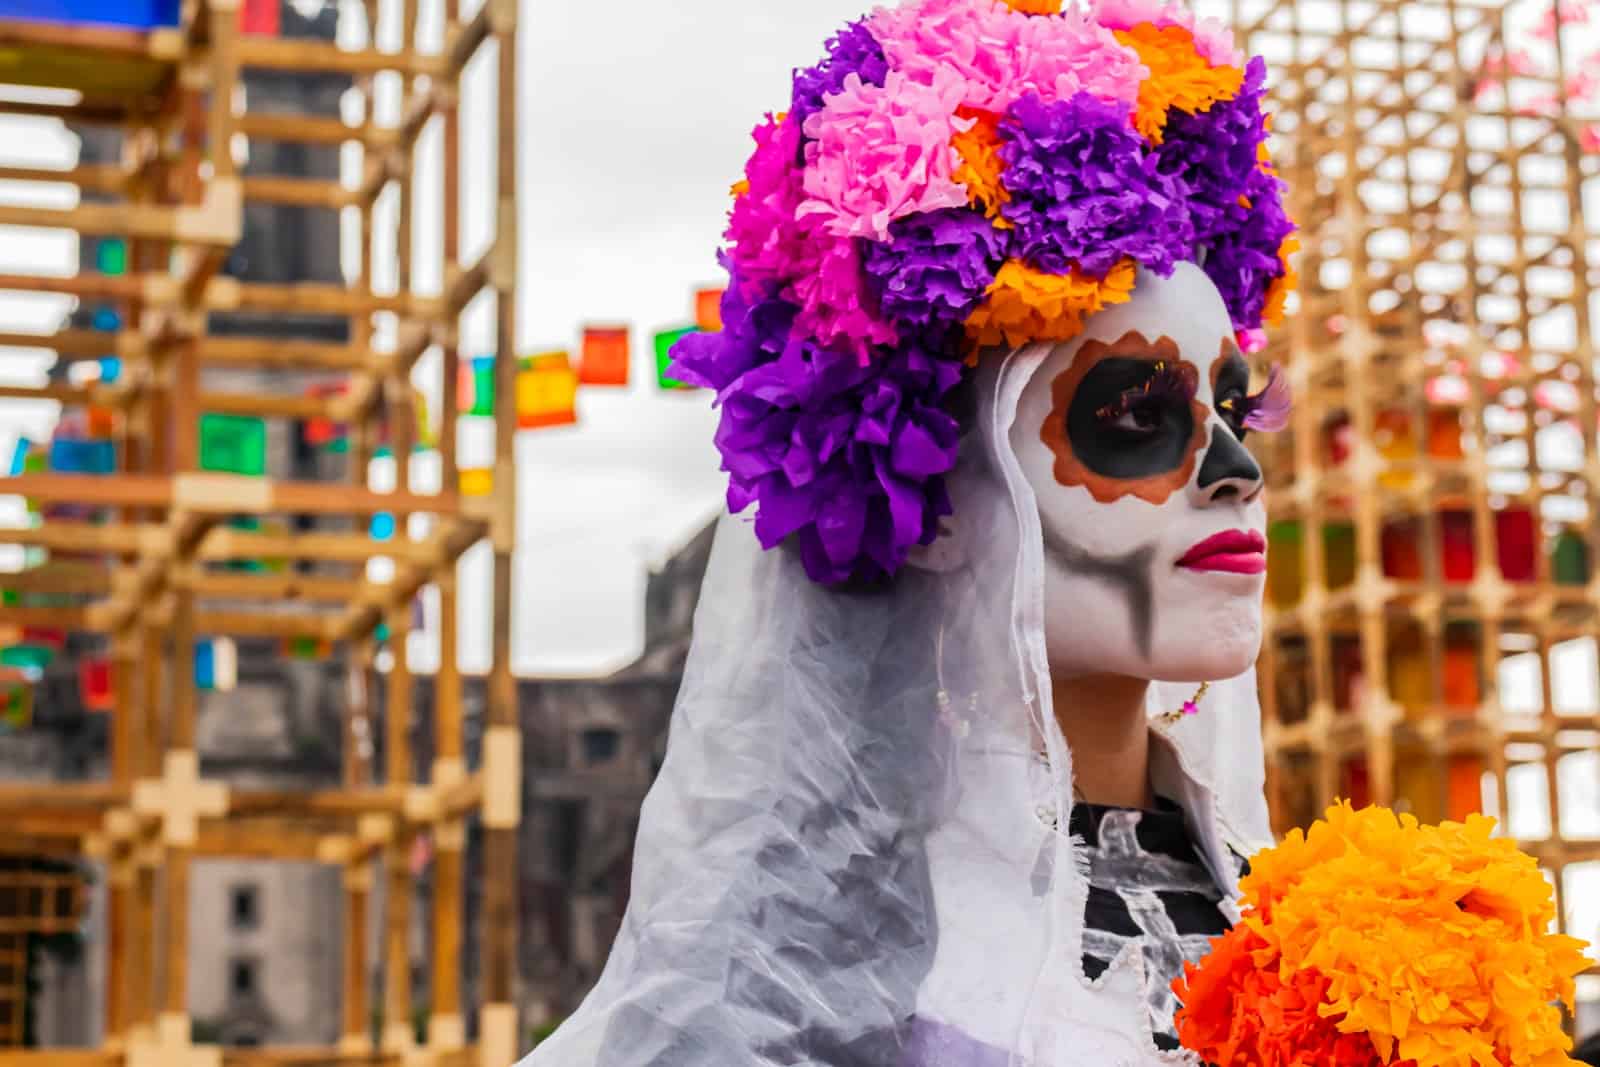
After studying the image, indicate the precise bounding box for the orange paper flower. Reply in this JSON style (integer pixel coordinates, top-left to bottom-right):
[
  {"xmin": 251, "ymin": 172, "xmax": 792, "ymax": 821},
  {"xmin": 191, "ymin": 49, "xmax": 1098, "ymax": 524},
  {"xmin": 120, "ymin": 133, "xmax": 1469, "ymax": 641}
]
[
  {"xmin": 964, "ymin": 258, "xmax": 1136, "ymax": 350},
  {"xmin": 1001, "ymin": 0, "xmax": 1063, "ymax": 12},
  {"xmin": 1262, "ymin": 233, "xmax": 1300, "ymax": 326},
  {"xmin": 1174, "ymin": 802, "xmax": 1592, "ymax": 1067},
  {"xmin": 1115, "ymin": 23, "xmax": 1245, "ymax": 143},
  {"xmin": 951, "ymin": 108, "xmax": 1012, "ymax": 224}
]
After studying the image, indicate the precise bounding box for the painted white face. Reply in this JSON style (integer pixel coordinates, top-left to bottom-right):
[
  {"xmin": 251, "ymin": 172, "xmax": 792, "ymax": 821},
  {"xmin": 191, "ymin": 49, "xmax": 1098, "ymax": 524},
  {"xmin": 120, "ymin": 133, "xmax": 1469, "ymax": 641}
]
[{"xmin": 1010, "ymin": 263, "xmax": 1267, "ymax": 684}]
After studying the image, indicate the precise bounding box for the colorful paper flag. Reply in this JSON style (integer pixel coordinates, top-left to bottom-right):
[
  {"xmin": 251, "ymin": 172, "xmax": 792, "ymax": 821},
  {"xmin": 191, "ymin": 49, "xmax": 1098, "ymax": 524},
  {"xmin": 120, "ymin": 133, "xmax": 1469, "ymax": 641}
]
[
  {"xmin": 239, "ymin": 0, "xmax": 280, "ymax": 35},
  {"xmin": 79, "ymin": 657, "xmax": 114, "ymax": 711},
  {"xmin": 459, "ymin": 357, "xmax": 496, "ymax": 417},
  {"xmin": 579, "ymin": 326, "xmax": 630, "ymax": 387},
  {"xmin": 9, "ymin": 438, "xmax": 30, "ymax": 477},
  {"xmin": 195, "ymin": 640, "xmax": 215, "ymax": 690},
  {"xmin": 48, "ymin": 437, "xmax": 116, "ymax": 474},
  {"xmin": 21, "ymin": 628, "xmax": 65, "ymax": 649},
  {"xmin": 694, "ymin": 287, "xmax": 725, "ymax": 332},
  {"xmin": 516, "ymin": 351, "xmax": 579, "ymax": 429},
  {"xmin": 195, "ymin": 637, "xmax": 238, "ymax": 691},
  {"xmin": 303, "ymin": 382, "xmax": 348, "ymax": 449},
  {"xmin": 214, "ymin": 637, "xmax": 237, "ymax": 692},
  {"xmin": 413, "ymin": 388, "xmax": 436, "ymax": 450},
  {"xmin": 654, "ymin": 327, "xmax": 700, "ymax": 390},
  {"xmin": 95, "ymin": 238, "xmax": 127, "ymax": 277},
  {"xmin": 0, "ymin": 684, "xmax": 32, "ymax": 732},
  {"xmin": 1, "ymin": 646, "xmax": 54, "ymax": 672},
  {"xmin": 459, "ymin": 468, "xmax": 494, "ymax": 497},
  {"xmin": 199, "ymin": 414, "xmax": 267, "ymax": 476},
  {"xmin": 285, "ymin": 636, "xmax": 331, "ymax": 661}
]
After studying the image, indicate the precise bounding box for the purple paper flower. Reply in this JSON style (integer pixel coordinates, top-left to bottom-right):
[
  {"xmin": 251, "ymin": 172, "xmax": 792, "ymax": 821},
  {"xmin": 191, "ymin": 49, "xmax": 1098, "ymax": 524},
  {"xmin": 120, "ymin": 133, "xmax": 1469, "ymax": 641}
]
[
  {"xmin": 1157, "ymin": 56, "xmax": 1270, "ymax": 243},
  {"xmin": 1201, "ymin": 166, "xmax": 1294, "ymax": 330},
  {"xmin": 998, "ymin": 91, "xmax": 1195, "ymax": 278},
  {"xmin": 791, "ymin": 19, "xmax": 891, "ymax": 132},
  {"xmin": 863, "ymin": 207, "xmax": 1009, "ymax": 333},
  {"xmin": 671, "ymin": 268, "xmax": 965, "ymax": 585}
]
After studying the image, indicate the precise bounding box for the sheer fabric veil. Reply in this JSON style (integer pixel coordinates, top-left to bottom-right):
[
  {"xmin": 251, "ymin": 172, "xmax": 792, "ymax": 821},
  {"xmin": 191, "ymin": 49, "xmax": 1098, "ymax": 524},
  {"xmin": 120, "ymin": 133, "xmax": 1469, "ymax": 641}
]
[{"xmin": 516, "ymin": 345, "xmax": 1272, "ymax": 1067}]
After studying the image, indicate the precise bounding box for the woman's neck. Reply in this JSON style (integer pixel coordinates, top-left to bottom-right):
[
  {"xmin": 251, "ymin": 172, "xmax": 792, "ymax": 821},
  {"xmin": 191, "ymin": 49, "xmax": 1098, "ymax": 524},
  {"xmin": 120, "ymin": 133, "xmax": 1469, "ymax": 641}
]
[{"xmin": 1052, "ymin": 673, "xmax": 1154, "ymax": 809}]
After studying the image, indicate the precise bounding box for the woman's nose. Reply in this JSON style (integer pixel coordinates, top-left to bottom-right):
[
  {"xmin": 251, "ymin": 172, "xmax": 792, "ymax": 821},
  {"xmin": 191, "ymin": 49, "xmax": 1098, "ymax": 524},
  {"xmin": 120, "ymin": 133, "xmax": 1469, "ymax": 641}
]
[{"xmin": 1192, "ymin": 421, "xmax": 1264, "ymax": 505}]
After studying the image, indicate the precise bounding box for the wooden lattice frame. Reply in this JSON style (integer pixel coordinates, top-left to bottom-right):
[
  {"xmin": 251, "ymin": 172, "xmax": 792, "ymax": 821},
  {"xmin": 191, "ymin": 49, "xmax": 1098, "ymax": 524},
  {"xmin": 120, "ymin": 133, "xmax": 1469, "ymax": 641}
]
[
  {"xmin": 1237, "ymin": 0, "xmax": 1600, "ymax": 1012},
  {"xmin": 0, "ymin": 0, "xmax": 522, "ymax": 1063}
]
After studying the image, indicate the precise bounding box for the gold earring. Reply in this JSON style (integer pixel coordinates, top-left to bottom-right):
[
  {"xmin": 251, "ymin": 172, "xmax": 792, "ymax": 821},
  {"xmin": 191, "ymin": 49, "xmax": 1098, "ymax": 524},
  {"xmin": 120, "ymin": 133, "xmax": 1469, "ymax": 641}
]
[{"xmin": 1157, "ymin": 681, "xmax": 1209, "ymax": 726}]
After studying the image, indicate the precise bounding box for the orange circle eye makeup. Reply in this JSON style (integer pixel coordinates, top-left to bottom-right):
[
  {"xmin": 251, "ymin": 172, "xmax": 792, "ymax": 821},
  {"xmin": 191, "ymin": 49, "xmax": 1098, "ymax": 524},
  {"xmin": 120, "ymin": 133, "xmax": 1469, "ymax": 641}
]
[{"xmin": 1040, "ymin": 331, "xmax": 1209, "ymax": 506}]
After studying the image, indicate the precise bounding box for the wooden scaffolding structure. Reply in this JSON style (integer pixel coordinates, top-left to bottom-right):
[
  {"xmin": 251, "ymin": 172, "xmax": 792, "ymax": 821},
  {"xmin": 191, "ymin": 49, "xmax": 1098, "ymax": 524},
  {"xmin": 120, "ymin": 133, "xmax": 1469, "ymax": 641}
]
[
  {"xmin": 1238, "ymin": 0, "xmax": 1599, "ymax": 1010},
  {"xmin": 0, "ymin": 0, "xmax": 522, "ymax": 1062}
]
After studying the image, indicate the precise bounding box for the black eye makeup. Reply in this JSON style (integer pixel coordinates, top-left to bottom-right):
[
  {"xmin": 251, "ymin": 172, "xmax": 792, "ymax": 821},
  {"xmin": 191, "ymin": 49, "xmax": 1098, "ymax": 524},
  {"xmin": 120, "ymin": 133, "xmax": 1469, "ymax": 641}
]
[
  {"xmin": 1041, "ymin": 331, "xmax": 1210, "ymax": 505},
  {"xmin": 1212, "ymin": 347, "xmax": 1253, "ymax": 441},
  {"xmin": 1068, "ymin": 357, "xmax": 1200, "ymax": 480}
]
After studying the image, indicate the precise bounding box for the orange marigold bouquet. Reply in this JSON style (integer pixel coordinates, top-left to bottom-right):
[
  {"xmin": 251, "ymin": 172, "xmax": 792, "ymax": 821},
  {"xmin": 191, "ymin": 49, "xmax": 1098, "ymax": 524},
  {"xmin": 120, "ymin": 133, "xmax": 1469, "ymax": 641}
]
[{"xmin": 1173, "ymin": 802, "xmax": 1594, "ymax": 1067}]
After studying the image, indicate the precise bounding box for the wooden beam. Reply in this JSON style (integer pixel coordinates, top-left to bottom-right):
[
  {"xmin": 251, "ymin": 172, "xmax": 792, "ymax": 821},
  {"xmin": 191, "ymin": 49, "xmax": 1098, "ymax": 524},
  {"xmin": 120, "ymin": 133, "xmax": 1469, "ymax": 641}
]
[
  {"xmin": 237, "ymin": 36, "xmax": 441, "ymax": 77},
  {"xmin": 210, "ymin": 278, "xmax": 433, "ymax": 317},
  {"xmin": 184, "ymin": 572, "xmax": 364, "ymax": 603},
  {"xmin": 226, "ymin": 787, "xmax": 408, "ymax": 820},
  {"xmin": 198, "ymin": 528, "xmax": 437, "ymax": 565},
  {"xmin": 199, "ymin": 390, "xmax": 336, "ymax": 420},
  {"xmin": 201, "ymin": 336, "xmax": 372, "ymax": 372},
  {"xmin": 237, "ymin": 112, "xmax": 395, "ymax": 148},
  {"xmin": 0, "ymin": 329, "xmax": 144, "ymax": 358},
  {"xmin": 219, "ymin": 1049, "xmax": 400, "ymax": 1066},
  {"xmin": 0, "ymin": 194, "xmax": 234, "ymax": 245},
  {"xmin": 0, "ymin": 1053, "xmax": 120, "ymax": 1067},
  {"xmin": 0, "ymin": 473, "xmax": 458, "ymax": 518},
  {"xmin": 0, "ymin": 270, "xmax": 145, "ymax": 301},
  {"xmin": 241, "ymin": 174, "xmax": 351, "ymax": 210},
  {"xmin": 0, "ymin": 163, "xmax": 124, "ymax": 193}
]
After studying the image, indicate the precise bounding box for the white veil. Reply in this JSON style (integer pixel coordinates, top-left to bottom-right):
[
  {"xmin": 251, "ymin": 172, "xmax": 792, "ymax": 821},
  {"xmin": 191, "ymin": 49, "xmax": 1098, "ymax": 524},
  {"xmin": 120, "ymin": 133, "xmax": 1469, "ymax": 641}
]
[{"xmin": 517, "ymin": 346, "xmax": 1272, "ymax": 1066}]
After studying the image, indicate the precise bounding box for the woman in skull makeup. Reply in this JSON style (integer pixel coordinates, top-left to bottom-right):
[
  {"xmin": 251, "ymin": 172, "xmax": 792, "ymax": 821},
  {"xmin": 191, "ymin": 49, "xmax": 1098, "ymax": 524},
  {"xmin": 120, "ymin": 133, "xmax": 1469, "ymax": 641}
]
[{"xmin": 515, "ymin": 2, "xmax": 1296, "ymax": 1065}]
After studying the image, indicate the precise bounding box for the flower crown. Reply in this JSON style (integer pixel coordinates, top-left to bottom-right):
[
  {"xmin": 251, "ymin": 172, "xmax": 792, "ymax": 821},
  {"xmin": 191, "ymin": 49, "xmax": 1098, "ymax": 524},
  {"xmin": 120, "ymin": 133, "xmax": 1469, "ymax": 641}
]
[{"xmin": 672, "ymin": 0, "xmax": 1298, "ymax": 585}]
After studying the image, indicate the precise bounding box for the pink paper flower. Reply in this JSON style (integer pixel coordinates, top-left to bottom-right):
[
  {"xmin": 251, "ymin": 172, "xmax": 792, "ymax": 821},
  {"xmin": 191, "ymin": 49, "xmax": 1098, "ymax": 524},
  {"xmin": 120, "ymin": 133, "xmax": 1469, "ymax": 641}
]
[
  {"xmin": 726, "ymin": 113, "xmax": 897, "ymax": 360},
  {"xmin": 726, "ymin": 113, "xmax": 809, "ymax": 297},
  {"xmin": 799, "ymin": 68, "xmax": 974, "ymax": 240},
  {"xmin": 868, "ymin": 0, "xmax": 1145, "ymax": 116},
  {"xmin": 1090, "ymin": 0, "xmax": 1243, "ymax": 68},
  {"xmin": 789, "ymin": 223, "xmax": 900, "ymax": 359}
]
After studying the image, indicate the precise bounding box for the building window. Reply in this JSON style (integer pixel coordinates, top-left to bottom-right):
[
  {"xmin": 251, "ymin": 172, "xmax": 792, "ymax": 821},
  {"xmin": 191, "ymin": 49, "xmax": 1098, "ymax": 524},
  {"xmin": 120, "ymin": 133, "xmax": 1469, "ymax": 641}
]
[
  {"xmin": 230, "ymin": 885, "xmax": 259, "ymax": 931},
  {"xmin": 229, "ymin": 958, "xmax": 258, "ymax": 998},
  {"xmin": 581, "ymin": 728, "xmax": 620, "ymax": 765}
]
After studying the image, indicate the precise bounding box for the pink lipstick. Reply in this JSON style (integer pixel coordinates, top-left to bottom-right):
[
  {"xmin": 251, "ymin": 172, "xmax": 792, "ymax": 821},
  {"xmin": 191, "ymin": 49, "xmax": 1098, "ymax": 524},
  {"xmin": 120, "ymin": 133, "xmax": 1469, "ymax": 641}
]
[{"xmin": 1178, "ymin": 529, "xmax": 1267, "ymax": 575}]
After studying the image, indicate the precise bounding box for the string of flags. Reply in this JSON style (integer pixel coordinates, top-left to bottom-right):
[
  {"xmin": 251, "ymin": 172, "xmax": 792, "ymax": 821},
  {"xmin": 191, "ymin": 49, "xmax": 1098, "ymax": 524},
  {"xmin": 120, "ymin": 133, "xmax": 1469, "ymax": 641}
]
[{"xmin": 289, "ymin": 286, "xmax": 724, "ymax": 460}]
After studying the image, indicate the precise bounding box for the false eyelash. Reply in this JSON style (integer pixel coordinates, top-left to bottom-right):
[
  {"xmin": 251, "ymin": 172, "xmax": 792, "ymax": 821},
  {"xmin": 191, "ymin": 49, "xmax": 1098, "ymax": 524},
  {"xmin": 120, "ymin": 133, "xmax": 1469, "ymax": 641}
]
[
  {"xmin": 1094, "ymin": 361, "xmax": 1199, "ymax": 422},
  {"xmin": 1240, "ymin": 364, "xmax": 1292, "ymax": 432}
]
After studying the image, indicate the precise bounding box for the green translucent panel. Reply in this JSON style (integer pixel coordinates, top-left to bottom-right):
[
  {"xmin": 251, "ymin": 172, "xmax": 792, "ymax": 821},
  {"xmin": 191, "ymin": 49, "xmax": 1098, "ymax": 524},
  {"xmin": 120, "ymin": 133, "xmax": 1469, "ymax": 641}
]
[
  {"xmin": 1552, "ymin": 531, "xmax": 1589, "ymax": 587},
  {"xmin": 199, "ymin": 414, "xmax": 267, "ymax": 476},
  {"xmin": 0, "ymin": 645, "xmax": 53, "ymax": 671},
  {"xmin": 96, "ymin": 238, "xmax": 127, "ymax": 276}
]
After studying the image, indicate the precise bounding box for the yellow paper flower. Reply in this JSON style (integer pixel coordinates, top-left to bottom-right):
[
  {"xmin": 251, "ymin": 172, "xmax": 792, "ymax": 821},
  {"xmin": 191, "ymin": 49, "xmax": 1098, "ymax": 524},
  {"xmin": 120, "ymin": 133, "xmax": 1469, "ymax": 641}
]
[
  {"xmin": 1115, "ymin": 24, "xmax": 1245, "ymax": 144},
  {"xmin": 1262, "ymin": 233, "xmax": 1300, "ymax": 327},
  {"xmin": 964, "ymin": 258, "xmax": 1136, "ymax": 350},
  {"xmin": 951, "ymin": 108, "xmax": 1012, "ymax": 225},
  {"xmin": 1231, "ymin": 802, "xmax": 1592, "ymax": 1067}
]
